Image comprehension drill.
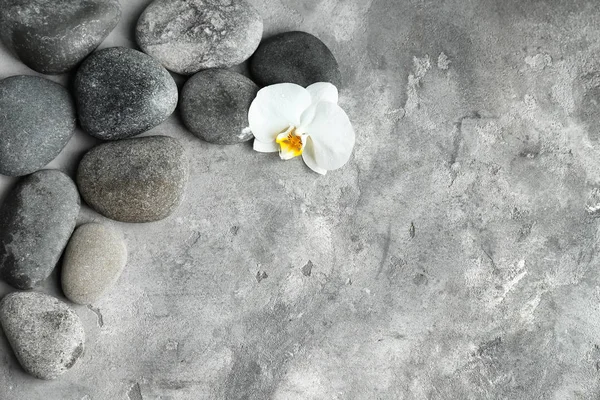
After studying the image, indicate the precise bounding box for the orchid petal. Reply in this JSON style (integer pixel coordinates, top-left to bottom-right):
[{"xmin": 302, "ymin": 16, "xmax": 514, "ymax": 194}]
[
  {"xmin": 248, "ymin": 83, "xmax": 312, "ymax": 144},
  {"xmin": 306, "ymin": 82, "xmax": 338, "ymax": 105},
  {"xmin": 302, "ymin": 137, "xmax": 328, "ymax": 175},
  {"xmin": 253, "ymin": 139, "xmax": 279, "ymax": 153},
  {"xmin": 302, "ymin": 102, "xmax": 355, "ymax": 171}
]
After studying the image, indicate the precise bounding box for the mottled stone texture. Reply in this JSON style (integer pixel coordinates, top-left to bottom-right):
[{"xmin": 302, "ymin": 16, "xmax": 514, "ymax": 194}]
[
  {"xmin": 0, "ymin": 75, "xmax": 76, "ymax": 176},
  {"xmin": 250, "ymin": 31, "xmax": 342, "ymax": 87},
  {"xmin": 0, "ymin": 170, "xmax": 80, "ymax": 290},
  {"xmin": 181, "ymin": 69, "xmax": 258, "ymax": 144},
  {"xmin": 62, "ymin": 223, "xmax": 128, "ymax": 305},
  {"xmin": 136, "ymin": 0, "xmax": 263, "ymax": 75},
  {"xmin": 77, "ymin": 136, "xmax": 189, "ymax": 223},
  {"xmin": 5, "ymin": 0, "xmax": 600, "ymax": 399},
  {"xmin": 0, "ymin": 292, "xmax": 85, "ymax": 380},
  {"xmin": 74, "ymin": 47, "xmax": 178, "ymax": 140},
  {"xmin": 0, "ymin": 0, "xmax": 121, "ymax": 74}
]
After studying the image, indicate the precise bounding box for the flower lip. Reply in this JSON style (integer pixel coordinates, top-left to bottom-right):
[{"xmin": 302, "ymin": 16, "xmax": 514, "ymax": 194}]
[{"xmin": 275, "ymin": 126, "xmax": 304, "ymax": 160}]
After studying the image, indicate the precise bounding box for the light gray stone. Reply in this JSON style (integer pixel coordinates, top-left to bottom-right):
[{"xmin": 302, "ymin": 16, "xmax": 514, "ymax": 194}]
[
  {"xmin": 0, "ymin": 292, "xmax": 85, "ymax": 380},
  {"xmin": 62, "ymin": 223, "xmax": 128, "ymax": 305},
  {"xmin": 74, "ymin": 47, "xmax": 178, "ymax": 141},
  {"xmin": 0, "ymin": 0, "xmax": 121, "ymax": 74},
  {"xmin": 0, "ymin": 170, "xmax": 80, "ymax": 290},
  {"xmin": 136, "ymin": 0, "xmax": 263, "ymax": 75},
  {"xmin": 0, "ymin": 75, "xmax": 76, "ymax": 177},
  {"xmin": 181, "ymin": 69, "xmax": 258, "ymax": 145},
  {"xmin": 76, "ymin": 136, "xmax": 189, "ymax": 223}
]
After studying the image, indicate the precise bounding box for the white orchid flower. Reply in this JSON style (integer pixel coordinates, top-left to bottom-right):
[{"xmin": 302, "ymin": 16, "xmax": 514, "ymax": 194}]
[{"xmin": 248, "ymin": 82, "xmax": 355, "ymax": 175}]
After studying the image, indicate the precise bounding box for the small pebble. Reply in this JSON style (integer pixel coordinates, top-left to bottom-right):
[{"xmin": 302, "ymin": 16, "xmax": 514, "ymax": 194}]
[
  {"xmin": 0, "ymin": 170, "xmax": 80, "ymax": 290},
  {"xmin": 0, "ymin": 292, "xmax": 85, "ymax": 380},
  {"xmin": 181, "ymin": 69, "xmax": 258, "ymax": 144},
  {"xmin": 0, "ymin": 0, "xmax": 121, "ymax": 74},
  {"xmin": 0, "ymin": 75, "xmax": 76, "ymax": 177},
  {"xmin": 136, "ymin": 0, "xmax": 263, "ymax": 75},
  {"xmin": 250, "ymin": 31, "xmax": 342, "ymax": 88},
  {"xmin": 77, "ymin": 136, "xmax": 189, "ymax": 223},
  {"xmin": 62, "ymin": 223, "xmax": 128, "ymax": 305},
  {"xmin": 74, "ymin": 47, "xmax": 178, "ymax": 140}
]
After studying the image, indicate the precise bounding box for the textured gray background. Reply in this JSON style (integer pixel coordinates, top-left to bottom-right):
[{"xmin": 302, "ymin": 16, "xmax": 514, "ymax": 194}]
[{"xmin": 2, "ymin": 0, "xmax": 600, "ymax": 399}]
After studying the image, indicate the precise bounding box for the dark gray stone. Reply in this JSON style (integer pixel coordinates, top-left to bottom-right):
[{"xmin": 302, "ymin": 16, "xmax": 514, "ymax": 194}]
[
  {"xmin": 0, "ymin": 170, "xmax": 80, "ymax": 290},
  {"xmin": 181, "ymin": 69, "xmax": 258, "ymax": 145},
  {"xmin": 136, "ymin": 0, "xmax": 263, "ymax": 75},
  {"xmin": 62, "ymin": 223, "xmax": 128, "ymax": 305},
  {"xmin": 0, "ymin": 292, "xmax": 85, "ymax": 380},
  {"xmin": 0, "ymin": 75, "xmax": 76, "ymax": 177},
  {"xmin": 0, "ymin": 0, "xmax": 121, "ymax": 74},
  {"xmin": 77, "ymin": 136, "xmax": 189, "ymax": 223},
  {"xmin": 250, "ymin": 31, "xmax": 342, "ymax": 88},
  {"xmin": 74, "ymin": 47, "xmax": 178, "ymax": 141}
]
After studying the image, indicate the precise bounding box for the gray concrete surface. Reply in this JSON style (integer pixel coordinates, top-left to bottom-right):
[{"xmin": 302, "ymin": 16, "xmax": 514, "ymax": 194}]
[{"xmin": 2, "ymin": 0, "xmax": 600, "ymax": 398}]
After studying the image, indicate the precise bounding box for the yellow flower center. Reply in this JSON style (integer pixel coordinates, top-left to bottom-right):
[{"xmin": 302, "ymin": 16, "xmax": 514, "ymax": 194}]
[{"xmin": 276, "ymin": 126, "xmax": 304, "ymax": 160}]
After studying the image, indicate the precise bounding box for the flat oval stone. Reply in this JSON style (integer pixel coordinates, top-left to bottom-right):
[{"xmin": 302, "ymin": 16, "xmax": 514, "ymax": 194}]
[
  {"xmin": 0, "ymin": 0, "xmax": 121, "ymax": 74},
  {"xmin": 77, "ymin": 136, "xmax": 189, "ymax": 223},
  {"xmin": 0, "ymin": 75, "xmax": 76, "ymax": 177},
  {"xmin": 74, "ymin": 47, "xmax": 178, "ymax": 140},
  {"xmin": 250, "ymin": 31, "xmax": 342, "ymax": 88},
  {"xmin": 62, "ymin": 223, "xmax": 127, "ymax": 305},
  {"xmin": 136, "ymin": 0, "xmax": 263, "ymax": 75},
  {"xmin": 0, "ymin": 170, "xmax": 80, "ymax": 290},
  {"xmin": 181, "ymin": 69, "xmax": 258, "ymax": 144},
  {"xmin": 0, "ymin": 292, "xmax": 85, "ymax": 380}
]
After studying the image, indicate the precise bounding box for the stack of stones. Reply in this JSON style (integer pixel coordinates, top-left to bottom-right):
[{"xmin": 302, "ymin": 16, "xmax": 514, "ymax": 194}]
[{"xmin": 0, "ymin": 0, "xmax": 341, "ymax": 380}]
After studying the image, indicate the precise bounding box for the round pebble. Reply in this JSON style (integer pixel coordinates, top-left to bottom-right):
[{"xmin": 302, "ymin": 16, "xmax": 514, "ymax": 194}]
[
  {"xmin": 62, "ymin": 223, "xmax": 128, "ymax": 305},
  {"xmin": 250, "ymin": 31, "xmax": 342, "ymax": 88},
  {"xmin": 0, "ymin": 75, "xmax": 76, "ymax": 177},
  {"xmin": 181, "ymin": 69, "xmax": 258, "ymax": 144},
  {"xmin": 0, "ymin": 170, "xmax": 80, "ymax": 290},
  {"xmin": 0, "ymin": 0, "xmax": 121, "ymax": 74},
  {"xmin": 0, "ymin": 292, "xmax": 85, "ymax": 380},
  {"xmin": 136, "ymin": 0, "xmax": 263, "ymax": 75},
  {"xmin": 74, "ymin": 47, "xmax": 178, "ymax": 141},
  {"xmin": 77, "ymin": 136, "xmax": 189, "ymax": 223}
]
